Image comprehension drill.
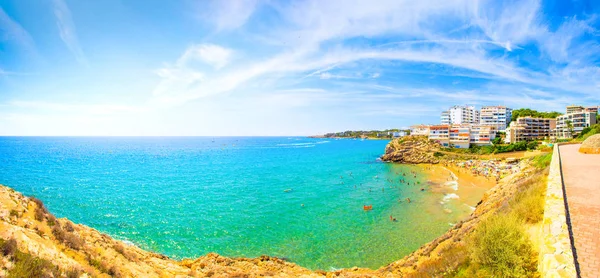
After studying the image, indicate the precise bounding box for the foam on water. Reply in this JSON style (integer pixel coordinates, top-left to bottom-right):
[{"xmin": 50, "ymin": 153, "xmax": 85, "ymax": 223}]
[{"xmin": 444, "ymin": 180, "xmax": 459, "ymax": 191}]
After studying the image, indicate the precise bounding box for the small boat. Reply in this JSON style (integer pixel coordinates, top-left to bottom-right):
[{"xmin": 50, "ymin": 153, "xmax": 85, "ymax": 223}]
[
  {"xmin": 284, "ymin": 189, "xmax": 293, "ymax": 193},
  {"xmin": 363, "ymin": 205, "xmax": 373, "ymax": 211}
]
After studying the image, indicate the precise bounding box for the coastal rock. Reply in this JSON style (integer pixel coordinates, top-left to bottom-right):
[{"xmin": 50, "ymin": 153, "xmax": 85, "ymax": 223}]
[
  {"xmin": 579, "ymin": 134, "xmax": 600, "ymax": 154},
  {"xmin": 380, "ymin": 135, "xmax": 442, "ymax": 164}
]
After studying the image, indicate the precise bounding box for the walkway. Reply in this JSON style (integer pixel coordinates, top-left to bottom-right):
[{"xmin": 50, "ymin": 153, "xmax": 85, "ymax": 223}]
[{"xmin": 560, "ymin": 144, "xmax": 600, "ymax": 278}]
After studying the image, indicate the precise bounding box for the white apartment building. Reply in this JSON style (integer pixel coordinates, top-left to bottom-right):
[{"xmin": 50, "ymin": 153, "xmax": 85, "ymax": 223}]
[
  {"xmin": 440, "ymin": 105, "xmax": 479, "ymax": 125},
  {"xmin": 479, "ymin": 106, "xmax": 512, "ymax": 131},
  {"xmin": 555, "ymin": 111, "xmax": 597, "ymax": 139}
]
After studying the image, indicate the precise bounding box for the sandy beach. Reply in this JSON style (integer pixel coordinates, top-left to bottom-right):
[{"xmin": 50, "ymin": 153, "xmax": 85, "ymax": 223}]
[{"xmin": 417, "ymin": 163, "xmax": 497, "ymax": 219}]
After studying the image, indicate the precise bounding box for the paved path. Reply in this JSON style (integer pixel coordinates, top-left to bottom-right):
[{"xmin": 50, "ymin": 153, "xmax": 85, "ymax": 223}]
[{"xmin": 560, "ymin": 144, "xmax": 600, "ymax": 278}]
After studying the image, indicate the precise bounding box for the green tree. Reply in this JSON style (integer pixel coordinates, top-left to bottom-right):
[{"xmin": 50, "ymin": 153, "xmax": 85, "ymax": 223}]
[
  {"xmin": 566, "ymin": 120, "xmax": 574, "ymax": 138},
  {"xmin": 511, "ymin": 108, "xmax": 562, "ymax": 121}
]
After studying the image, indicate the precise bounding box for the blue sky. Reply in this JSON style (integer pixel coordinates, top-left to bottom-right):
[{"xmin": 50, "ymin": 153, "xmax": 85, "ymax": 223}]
[{"xmin": 1, "ymin": 0, "xmax": 599, "ymax": 136}]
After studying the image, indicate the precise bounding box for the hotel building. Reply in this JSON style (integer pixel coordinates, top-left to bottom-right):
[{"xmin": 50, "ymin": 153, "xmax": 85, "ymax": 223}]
[
  {"xmin": 429, "ymin": 125, "xmax": 450, "ymax": 147},
  {"xmin": 440, "ymin": 105, "xmax": 480, "ymax": 125},
  {"xmin": 505, "ymin": 117, "xmax": 556, "ymax": 143},
  {"xmin": 555, "ymin": 110, "xmax": 597, "ymax": 139},
  {"xmin": 470, "ymin": 125, "xmax": 498, "ymax": 146},
  {"xmin": 428, "ymin": 124, "xmax": 497, "ymax": 148},
  {"xmin": 479, "ymin": 106, "xmax": 512, "ymax": 131}
]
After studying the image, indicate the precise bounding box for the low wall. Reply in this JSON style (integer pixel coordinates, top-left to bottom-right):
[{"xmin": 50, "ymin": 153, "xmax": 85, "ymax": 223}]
[{"xmin": 538, "ymin": 145, "xmax": 577, "ymax": 277}]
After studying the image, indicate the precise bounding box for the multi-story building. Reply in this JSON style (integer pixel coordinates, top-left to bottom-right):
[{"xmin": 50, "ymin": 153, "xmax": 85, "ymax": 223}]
[
  {"xmin": 585, "ymin": 106, "xmax": 599, "ymax": 114},
  {"xmin": 428, "ymin": 124, "xmax": 496, "ymax": 148},
  {"xmin": 429, "ymin": 125, "xmax": 450, "ymax": 147},
  {"xmin": 566, "ymin": 105, "xmax": 585, "ymax": 114},
  {"xmin": 441, "ymin": 111, "xmax": 451, "ymax": 125},
  {"xmin": 555, "ymin": 111, "xmax": 597, "ymax": 139},
  {"xmin": 480, "ymin": 106, "xmax": 512, "ymax": 131},
  {"xmin": 440, "ymin": 105, "xmax": 479, "ymax": 125},
  {"xmin": 449, "ymin": 125, "xmax": 471, "ymax": 148},
  {"xmin": 470, "ymin": 125, "xmax": 497, "ymax": 146},
  {"xmin": 410, "ymin": 125, "xmax": 430, "ymax": 136},
  {"xmin": 505, "ymin": 117, "xmax": 556, "ymax": 143}
]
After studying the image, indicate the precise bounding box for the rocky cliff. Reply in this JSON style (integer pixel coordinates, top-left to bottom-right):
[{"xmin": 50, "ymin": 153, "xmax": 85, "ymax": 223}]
[
  {"xmin": 380, "ymin": 136, "xmax": 442, "ymax": 164},
  {"xmin": 0, "ymin": 159, "xmax": 541, "ymax": 277}
]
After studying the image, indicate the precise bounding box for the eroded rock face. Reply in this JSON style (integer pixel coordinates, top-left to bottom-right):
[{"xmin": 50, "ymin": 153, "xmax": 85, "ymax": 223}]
[
  {"xmin": 380, "ymin": 136, "xmax": 441, "ymax": 164},
  {"xmin": 579, "ymin": 134, "xmax": 600, "ymax": 154}
]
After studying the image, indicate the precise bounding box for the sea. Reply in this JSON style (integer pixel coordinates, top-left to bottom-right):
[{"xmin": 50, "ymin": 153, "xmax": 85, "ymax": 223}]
[{"xmin": 0, "ymin": 136, "xmax": 476, "ymax": 270}]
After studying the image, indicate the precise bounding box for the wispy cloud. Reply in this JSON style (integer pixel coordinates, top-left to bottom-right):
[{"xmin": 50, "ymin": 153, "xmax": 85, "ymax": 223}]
[
  {"xmin": 195, "ymin": 0, "xmax": 260, "ymax": 31},
  {"xmin": 0, "ymin": 7, "xmax": 37, "ymax": 55},
  {"xmin": 52, "ymin": 0, "xmax": 88, "ymax": 66}
]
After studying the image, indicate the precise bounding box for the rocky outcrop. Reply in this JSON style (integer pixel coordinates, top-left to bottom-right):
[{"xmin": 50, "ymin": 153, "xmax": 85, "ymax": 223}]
[
  {"xmin": 579, "ymin": 134, "xmax": 600, "ymax": 154},
  {"xmin": 380, "ymin": 136, "xmax": 442, "ymax": 164}
]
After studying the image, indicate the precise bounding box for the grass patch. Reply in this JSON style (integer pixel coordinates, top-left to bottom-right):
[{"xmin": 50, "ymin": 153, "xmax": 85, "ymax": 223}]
[
  {"xmin": 532, "ymin": 153, "xmax": 552, "ymax": 169},
  {"xmin": 465, "ymin": 214, "xmax": 538, "ymax": 277},
  {"xmin": 510, "ymin": 173, "xmax": 547, "ymax": 224}
]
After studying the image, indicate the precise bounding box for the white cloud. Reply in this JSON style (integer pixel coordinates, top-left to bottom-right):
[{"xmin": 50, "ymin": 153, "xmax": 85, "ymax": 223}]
[
  {"xmin": 196, "ymin": 0, "xmax": 260, "ymax": 31},
  {"xmin": 152, "ymin": 0, "xmax": 600, "ymax": 112},
  {"xmin": 52, "ymin": 0, "xmax": 88, "ymax": 66},
  {"xmin": 177, "ymin": 44, "xmax": 233, "ymax": 69}
]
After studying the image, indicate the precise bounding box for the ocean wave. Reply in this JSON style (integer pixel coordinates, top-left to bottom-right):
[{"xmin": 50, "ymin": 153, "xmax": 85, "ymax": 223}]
[
  {"xmin": 444, "ymin": 181, "xmax": 459, "ymax": 191},
  {"xmin": 315, "ymin": 140, "xmax": 330, "ymax": 144},
  {"xmin": 464, "ymin": 204, "xmax": 476, "ymax": 211},
  {"xmin": 276, "ymin": 142, "xmax": 316, "ymax": 146},
  {"xmin": 440, "ymin": 193, "xmax": 460, "ymax": 204}
]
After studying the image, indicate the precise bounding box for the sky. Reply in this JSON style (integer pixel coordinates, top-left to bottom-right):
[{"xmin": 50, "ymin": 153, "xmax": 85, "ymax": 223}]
[{"xmin": 0, "ymin": 0, "xmax": 599, "ymax": 136}]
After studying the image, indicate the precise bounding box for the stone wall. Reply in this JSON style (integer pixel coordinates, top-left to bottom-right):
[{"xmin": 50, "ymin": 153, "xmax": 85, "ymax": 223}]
[{"xmin": 538, "ymin": 144, "xmax": 577, "ymax": 277}]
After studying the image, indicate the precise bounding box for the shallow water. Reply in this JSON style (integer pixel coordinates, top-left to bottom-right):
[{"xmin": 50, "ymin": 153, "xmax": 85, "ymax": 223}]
[{"xmin": 0, "ymin": 137, "xmax": 482, "ymax": 270}]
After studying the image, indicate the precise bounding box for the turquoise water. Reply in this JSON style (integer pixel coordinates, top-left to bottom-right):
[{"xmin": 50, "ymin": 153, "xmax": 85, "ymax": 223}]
[{"xmin": 0, "ymin": 137, "xmax": 463, "ymax": 270}]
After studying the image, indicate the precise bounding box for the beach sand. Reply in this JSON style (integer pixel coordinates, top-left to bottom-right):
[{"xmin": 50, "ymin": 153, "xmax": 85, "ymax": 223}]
[{"xmin": 417, "ymin": 164, "xmax": 496, "ymax": 220}]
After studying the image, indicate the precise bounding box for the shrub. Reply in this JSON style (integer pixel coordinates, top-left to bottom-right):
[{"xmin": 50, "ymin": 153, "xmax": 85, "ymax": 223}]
[
  {"xmin": 30, "ymin": 197, "xmax": 48, "ymax": 222},
  {"xmin": 9, "ymin": 209, "xmax": 19, "ymax": 217},
  {"xmin": 8, "ymin": 248, "xmax": 59, "ymax": 278},
  {"xmin": 64, "ymin": 222, "xmax": 75, "ymax": 232},
  {"xmin": 52, "ymin": 224, "xmax": 84, "ymax": 250},
  {"xmin": 47, "ymin": 215, "xmax": 57, "ymax": 227},
  {"xmin": 66, "ymin": 268, "xmax": 83, "ymax": 278},
  {"xmin": 1, "ymin": 238, "xmax": 18, "ymax": 256},
  {"xmin": 469, "ymin": 214, "xmax": 537, "ymax": 277}
]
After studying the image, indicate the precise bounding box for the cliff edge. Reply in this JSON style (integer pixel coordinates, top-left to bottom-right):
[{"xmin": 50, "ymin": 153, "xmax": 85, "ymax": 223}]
[{"xmin": 380, "ymin": 136, "xmax": 441, "ymax": 164}]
